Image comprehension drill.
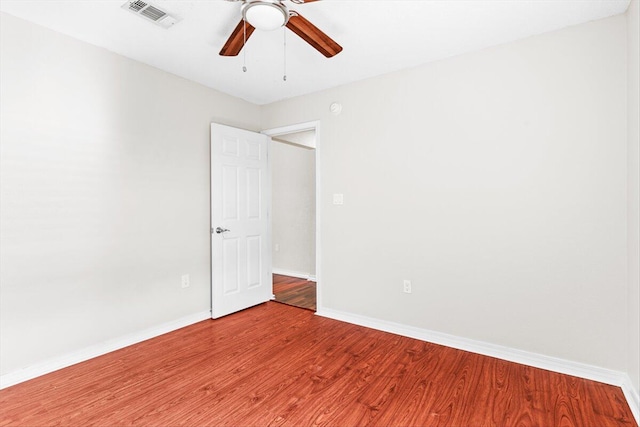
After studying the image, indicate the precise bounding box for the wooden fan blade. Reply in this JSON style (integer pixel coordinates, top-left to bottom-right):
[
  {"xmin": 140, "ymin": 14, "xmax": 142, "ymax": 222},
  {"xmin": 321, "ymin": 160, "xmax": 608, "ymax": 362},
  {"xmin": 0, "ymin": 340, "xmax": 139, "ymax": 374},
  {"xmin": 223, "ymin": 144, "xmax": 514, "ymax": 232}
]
[
  {"xmin": 219, "ymin": 20, "xmax": 255, "ymax": 56},
  {"xmin": 286, "ymin": 13, "xmax": 342, "ymax": 58}
]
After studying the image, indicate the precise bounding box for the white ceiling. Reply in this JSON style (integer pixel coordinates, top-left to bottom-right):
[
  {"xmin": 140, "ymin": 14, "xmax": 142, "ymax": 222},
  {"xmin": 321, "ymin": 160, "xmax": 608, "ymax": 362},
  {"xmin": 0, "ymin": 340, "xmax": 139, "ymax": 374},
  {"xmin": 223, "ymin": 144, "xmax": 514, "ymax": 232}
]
[{"xmin": 0, "ymin": 0, "xmax": 631, "ymax": 105}]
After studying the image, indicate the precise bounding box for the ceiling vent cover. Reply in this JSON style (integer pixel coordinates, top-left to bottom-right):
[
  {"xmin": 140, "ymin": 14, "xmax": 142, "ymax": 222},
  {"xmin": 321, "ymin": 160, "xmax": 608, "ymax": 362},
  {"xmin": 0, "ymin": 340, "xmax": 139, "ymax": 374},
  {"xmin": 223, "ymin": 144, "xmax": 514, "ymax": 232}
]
[{"xmin": 121, "ymin": 1, "xmax": 180, "ymax": 28}]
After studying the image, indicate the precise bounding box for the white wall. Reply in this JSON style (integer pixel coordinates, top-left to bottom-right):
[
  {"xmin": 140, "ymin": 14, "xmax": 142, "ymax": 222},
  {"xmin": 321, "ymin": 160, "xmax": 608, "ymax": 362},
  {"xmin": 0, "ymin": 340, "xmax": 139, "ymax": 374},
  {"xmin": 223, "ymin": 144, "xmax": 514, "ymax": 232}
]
[
  {"xmin": 271, "ymin": 139, "xmax": 316, "ymax": 277},
  {"xmin": 627, "ymin": 0, "xmax": 640, "ymax": 392},
  {"xmin": 262, "ymin": 15, "xmax": 629, "ymax": 372},
  {"xmin": 0, "ymin": 12, "xmax": 261, "ymax": 375}
]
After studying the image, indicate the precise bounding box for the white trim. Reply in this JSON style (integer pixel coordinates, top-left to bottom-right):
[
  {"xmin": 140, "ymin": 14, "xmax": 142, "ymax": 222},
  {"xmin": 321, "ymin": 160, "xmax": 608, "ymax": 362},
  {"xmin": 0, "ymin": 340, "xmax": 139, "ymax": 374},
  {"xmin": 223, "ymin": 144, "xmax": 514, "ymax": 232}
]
[
  {"xmin": 272, "ymin": 268, "xmax": 315, "ymax": 281},
  {"xmin": 316, "ymin": 307, "xmax": 639, "ymax": 423},
  {"xmin": 261, "ymin": 121, "xmax": 318, "ymax": 137},
  {"xmin": 0, "ymin": 310, "xmax": 211, "ymax": 390},
  {"xmin": 314, "ymin": 123, "xmax": 322, "ymax": 309},
  {"xmin": 622, "ymin": 375, "xmax": 640, "ymax": 424},
  {"xmin": 263, "ymin": 120, "xmax": 322, "ymax": 308}
]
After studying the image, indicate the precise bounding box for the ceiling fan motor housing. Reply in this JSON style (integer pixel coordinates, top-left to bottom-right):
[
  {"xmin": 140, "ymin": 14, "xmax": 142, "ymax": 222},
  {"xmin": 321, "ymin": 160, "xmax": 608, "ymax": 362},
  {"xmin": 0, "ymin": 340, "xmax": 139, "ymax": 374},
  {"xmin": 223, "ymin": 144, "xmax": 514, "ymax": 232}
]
[{"xmin": 242, "ymin": 0, "xmax": 289, "ymax": 31}]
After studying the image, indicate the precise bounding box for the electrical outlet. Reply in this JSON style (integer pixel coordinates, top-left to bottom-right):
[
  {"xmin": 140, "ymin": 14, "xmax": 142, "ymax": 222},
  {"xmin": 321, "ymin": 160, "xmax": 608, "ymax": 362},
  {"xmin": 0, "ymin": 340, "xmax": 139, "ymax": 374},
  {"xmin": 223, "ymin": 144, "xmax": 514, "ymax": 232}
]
[
  {"xmin": 403, "ymin": 280, "xmax": 412, "ymax": 294},
  {"xmin": 181, "ymin": 274, "xmax": 190, "ymax": 288}
]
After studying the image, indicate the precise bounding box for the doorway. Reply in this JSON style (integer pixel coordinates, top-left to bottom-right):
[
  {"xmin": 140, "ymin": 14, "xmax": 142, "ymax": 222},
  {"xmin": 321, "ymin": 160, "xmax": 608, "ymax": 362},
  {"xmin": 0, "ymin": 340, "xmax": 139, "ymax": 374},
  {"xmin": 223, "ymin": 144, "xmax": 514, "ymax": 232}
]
[{"xmin": 263, "ymin": 122, "xmax": 320, "ymax": 312}]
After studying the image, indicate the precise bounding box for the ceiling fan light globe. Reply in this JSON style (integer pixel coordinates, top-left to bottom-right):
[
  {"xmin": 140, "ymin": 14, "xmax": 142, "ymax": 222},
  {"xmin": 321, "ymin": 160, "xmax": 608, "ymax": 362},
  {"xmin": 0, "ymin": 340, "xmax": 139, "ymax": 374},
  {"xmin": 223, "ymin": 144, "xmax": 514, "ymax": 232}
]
[{"xmin": 243, "ymin": 2, "xmax": 288, "ymax": 31}]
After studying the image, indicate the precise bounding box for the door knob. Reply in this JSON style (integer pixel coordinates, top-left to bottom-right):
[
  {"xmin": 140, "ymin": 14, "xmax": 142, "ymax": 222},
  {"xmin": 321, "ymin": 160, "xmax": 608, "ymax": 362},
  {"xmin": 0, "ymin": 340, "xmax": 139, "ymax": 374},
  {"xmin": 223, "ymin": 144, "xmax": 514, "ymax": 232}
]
[{"xmin": 215, "ymin": 227, "xmax": 230, "ymax": 234}]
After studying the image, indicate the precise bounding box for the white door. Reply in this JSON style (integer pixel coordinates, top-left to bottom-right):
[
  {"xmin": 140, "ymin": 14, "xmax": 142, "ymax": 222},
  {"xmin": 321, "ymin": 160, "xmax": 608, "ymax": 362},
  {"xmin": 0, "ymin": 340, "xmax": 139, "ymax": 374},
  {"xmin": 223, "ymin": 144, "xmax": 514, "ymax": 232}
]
[{"xmin": 211, "ymin": 123, "xmax": 271, "ymax": 319}]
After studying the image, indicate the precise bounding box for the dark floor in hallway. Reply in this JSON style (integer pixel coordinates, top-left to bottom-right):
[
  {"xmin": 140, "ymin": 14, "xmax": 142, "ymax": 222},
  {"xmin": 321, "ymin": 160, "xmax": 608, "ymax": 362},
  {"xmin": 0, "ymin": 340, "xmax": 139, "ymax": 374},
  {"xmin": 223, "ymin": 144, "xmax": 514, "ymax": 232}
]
[{"xmin": 273, "ymin": 273, "xmax": 316, "ymax": 311}]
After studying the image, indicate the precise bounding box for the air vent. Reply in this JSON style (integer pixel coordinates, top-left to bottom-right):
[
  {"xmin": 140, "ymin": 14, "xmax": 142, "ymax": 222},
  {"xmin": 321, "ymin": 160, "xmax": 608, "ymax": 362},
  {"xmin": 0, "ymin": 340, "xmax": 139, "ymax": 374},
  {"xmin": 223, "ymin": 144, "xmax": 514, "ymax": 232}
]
[
  {"xmin": 140, "ymin": 5, "xmax": 166, "ymax": 21},
  {"xmin": 128, "ymin": 0, "xmax": 146, "ymax": 12},
  {"xmin": 121, "ymin": 1, "xmax": 180, "ymax": 28}
]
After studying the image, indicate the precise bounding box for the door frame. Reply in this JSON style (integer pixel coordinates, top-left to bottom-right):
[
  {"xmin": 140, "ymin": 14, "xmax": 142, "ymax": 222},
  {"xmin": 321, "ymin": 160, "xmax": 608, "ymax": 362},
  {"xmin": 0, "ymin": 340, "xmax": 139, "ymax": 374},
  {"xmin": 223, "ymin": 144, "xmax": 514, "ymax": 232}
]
[{"xmin": 261, "ymin": 121, "xmax": 322, "ymax": 311}]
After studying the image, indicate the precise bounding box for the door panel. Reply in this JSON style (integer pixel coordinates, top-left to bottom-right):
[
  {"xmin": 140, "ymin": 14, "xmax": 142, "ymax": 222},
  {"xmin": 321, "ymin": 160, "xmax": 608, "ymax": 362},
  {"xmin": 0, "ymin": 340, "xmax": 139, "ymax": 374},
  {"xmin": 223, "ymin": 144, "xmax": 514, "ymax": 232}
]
[{"xmin": 211, "ymin": 123, "xmax": 271, "ymax": 318}]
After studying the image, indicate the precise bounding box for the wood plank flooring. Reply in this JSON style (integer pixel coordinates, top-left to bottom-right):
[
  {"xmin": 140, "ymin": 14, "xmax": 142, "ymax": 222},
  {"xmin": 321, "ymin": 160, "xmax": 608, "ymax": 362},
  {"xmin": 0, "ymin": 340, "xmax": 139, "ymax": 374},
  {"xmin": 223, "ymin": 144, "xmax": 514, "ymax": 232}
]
[
  {"xmin": 0, "ymin": 302, "xmax": 636, "ymax": 427},
  {"xmin": 273, "ymin": 274, "xmax": 316, "ymax": 311}
]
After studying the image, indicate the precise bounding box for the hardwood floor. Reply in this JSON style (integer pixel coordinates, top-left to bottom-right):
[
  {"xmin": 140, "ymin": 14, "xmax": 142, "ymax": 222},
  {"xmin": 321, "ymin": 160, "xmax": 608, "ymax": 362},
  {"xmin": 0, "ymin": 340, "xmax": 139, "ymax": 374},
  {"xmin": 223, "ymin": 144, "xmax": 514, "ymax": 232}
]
[
  {"xmin": 0, "ymin": 302, "xmax": 636, "ymax": 427},
  {"xmin": 273, "ymin": 274, "xmax": 316, "ymax": 311}
]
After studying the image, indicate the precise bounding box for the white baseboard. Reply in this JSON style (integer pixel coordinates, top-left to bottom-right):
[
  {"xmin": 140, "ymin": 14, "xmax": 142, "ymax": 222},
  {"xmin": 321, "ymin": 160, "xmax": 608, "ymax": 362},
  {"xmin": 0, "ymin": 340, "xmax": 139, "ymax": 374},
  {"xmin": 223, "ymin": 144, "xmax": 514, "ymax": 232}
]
[
  {"xmin": 0, "ymin": 310, "xmax": 211, "ymax": 390},
  {"xmin": 316, "ymin": 307, "xmax": 639, "ymax": 424},
  {"xmin": 622, "ymin": 376, "xmax": 640, "ymax": 424},
  {"xmin": 272, "ymin": 268, "xmax": 315, "ymax": 282}
]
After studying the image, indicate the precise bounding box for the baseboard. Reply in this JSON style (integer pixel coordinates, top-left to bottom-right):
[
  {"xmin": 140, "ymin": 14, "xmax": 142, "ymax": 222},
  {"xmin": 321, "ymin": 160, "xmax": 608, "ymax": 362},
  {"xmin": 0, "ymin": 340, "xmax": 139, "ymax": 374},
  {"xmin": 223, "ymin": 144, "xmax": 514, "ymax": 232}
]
[
  {"xmin": 622, "ymin": 375, "xmax": 640, "ymax": 423},
  {"xmin": 272, "ymin": 268, "xmax": 315, "ymax": 281},
  {"xmin": 316, "ymin": 307, "xmax": 639, "ymax": 424},
  {"xmin": 0, "ymin": 310, "xmax": 211, "ymax": 390}
]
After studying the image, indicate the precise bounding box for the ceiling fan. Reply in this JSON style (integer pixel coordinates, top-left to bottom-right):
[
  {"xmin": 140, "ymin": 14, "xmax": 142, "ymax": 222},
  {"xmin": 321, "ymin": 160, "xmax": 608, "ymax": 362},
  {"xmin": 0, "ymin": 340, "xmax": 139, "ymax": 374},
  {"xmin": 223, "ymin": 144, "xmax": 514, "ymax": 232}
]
[{"xmin": 219, "ymin": 0, "xmax": 343, "ymax": 58}]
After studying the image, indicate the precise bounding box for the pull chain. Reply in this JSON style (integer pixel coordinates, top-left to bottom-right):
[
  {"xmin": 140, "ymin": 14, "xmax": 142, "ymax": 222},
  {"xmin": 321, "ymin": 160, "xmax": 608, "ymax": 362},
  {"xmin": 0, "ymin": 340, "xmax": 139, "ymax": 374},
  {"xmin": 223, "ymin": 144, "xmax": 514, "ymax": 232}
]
[
  {"xmin": 242, "ymin": 19, "xmax": 247, "ymax": 73},
  {"xmin": 283, "ymin": 27, "xmax": 287, "ymax": 81}
]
